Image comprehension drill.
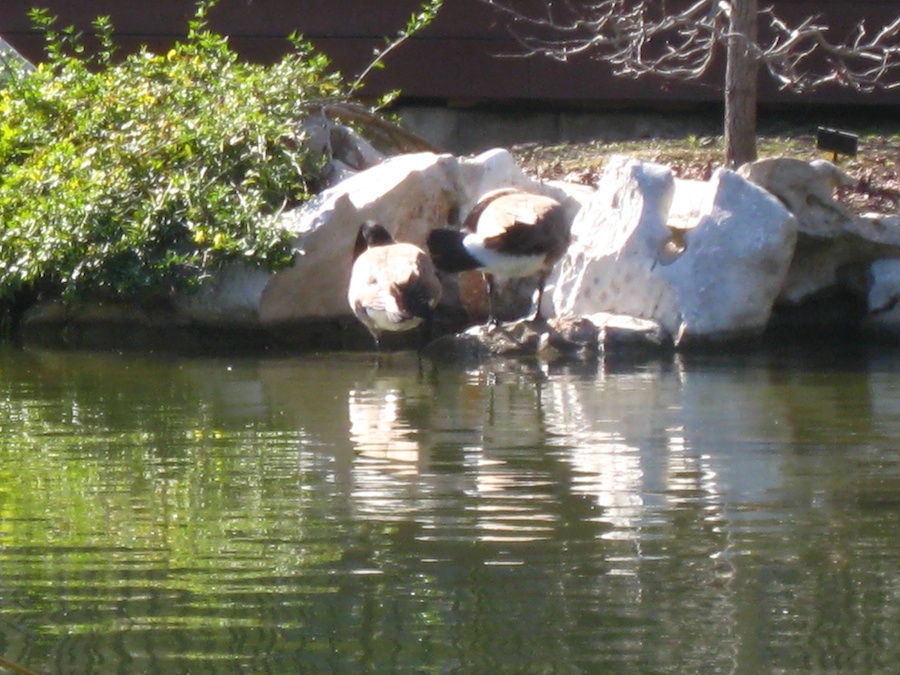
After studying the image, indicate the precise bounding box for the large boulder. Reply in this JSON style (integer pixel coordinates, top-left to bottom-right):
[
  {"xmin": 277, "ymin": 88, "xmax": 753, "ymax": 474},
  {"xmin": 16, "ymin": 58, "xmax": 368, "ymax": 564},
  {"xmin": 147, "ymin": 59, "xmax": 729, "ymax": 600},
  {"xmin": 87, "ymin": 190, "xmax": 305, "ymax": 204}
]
[
  {"xmin": 739, "ymin": 157, "xmax": 900, "ymax": 334},
  {"xmin": 739, "ymin": 158, "xmax": 900, "ymax": 302},
  {"xmin": 550, "ymin": 155, "xmax": 797, "ymax": 344},
  {"xmin": 737, "ymin": 158, "xmax": 857, "ymax": 238},
  {"xmin": 259, "ymin": 151, "xmax": 461, "ymax": 324},
  {"xmin": 862, "ymin": 254, "xmax": 900, "ymax": 337}
]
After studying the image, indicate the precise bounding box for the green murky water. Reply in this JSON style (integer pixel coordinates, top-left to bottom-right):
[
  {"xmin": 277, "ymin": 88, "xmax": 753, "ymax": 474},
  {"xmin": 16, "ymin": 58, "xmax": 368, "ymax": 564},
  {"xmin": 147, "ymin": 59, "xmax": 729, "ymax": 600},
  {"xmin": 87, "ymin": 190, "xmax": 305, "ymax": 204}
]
[{"xmin": 2, "ymin": 342, "xmax": 900, "ymax": 674}]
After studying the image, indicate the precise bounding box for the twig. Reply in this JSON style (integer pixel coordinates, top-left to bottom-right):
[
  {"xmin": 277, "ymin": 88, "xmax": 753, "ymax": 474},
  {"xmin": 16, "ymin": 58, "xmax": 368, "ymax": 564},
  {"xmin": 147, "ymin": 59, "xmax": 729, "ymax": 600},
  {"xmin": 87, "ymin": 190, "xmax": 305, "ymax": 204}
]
[{"xmin": 0, "ymin": 655, "xmax": 42, "ymax": 675}]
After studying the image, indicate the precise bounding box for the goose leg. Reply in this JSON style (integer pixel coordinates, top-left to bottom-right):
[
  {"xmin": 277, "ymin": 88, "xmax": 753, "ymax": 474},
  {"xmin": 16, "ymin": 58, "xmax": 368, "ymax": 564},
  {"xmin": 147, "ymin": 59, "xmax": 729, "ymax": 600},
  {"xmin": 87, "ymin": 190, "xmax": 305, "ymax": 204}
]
[
  {"xmin": 486, "ymin": 273, "xmax": 499, "ymax": 326},
  {"xmin": 368, "ymin": 328, "xmax": 382, "ymax": 354},
  {"xmin": 417, "ymin": 308, "xmax": 434, "ymax": 356},
  {"xmin": 532, "ymin": 271, "xmax": 548, "ymax": 323}
]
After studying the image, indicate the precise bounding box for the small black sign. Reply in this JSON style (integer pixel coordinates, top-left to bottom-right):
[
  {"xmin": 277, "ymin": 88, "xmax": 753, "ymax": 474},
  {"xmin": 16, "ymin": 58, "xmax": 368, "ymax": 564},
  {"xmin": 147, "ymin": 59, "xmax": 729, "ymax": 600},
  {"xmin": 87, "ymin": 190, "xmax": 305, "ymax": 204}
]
[{"xmin": 816, "ymin": 127, "xmax": 859, "ymax": 158}]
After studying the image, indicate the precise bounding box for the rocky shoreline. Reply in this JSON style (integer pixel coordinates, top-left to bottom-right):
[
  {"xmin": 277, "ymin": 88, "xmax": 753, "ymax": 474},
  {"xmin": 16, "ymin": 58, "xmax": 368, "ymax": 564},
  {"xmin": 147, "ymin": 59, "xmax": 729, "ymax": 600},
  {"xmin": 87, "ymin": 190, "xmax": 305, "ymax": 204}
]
[{"xmin": 15, "ymin": 112, "xmax": 900, "ymax": 359}]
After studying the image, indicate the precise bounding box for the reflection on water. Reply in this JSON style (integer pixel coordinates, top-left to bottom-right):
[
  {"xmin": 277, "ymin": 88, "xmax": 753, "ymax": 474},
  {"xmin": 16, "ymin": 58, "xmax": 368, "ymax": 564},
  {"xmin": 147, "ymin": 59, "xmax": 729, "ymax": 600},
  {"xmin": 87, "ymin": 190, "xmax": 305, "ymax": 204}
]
[{"xmin": 2, "ymin": 343, "xmax": 900, "ymax": 673}]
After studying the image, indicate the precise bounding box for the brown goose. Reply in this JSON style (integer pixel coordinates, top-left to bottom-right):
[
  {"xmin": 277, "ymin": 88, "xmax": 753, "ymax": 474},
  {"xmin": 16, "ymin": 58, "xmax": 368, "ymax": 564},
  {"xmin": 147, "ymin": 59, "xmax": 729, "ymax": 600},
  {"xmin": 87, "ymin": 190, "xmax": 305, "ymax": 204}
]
[
  {"xmin": 347, "ymin": 221, "xmax": 442, "ymax": 351},
  {"xmin": 426, "ymin": 188, "xmax": 570, "ymax": 322}
]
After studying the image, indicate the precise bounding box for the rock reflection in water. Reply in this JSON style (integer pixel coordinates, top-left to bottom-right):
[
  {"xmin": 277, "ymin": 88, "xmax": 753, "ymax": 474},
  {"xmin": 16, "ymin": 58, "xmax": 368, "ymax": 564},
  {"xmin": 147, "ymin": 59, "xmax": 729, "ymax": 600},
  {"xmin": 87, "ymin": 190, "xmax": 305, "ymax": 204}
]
[
  {"xmin": 345, "ymin": 359, "xmax": 557, "ymax": 545},
  {"xmin": 349, "ymin": 384, "xmax": 421, "ymax": 469}
]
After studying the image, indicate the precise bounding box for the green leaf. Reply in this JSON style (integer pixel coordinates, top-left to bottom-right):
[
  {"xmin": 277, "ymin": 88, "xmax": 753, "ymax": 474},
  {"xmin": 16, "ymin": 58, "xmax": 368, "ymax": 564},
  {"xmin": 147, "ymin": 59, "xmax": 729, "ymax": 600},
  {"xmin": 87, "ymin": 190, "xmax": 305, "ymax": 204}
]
[{"xmin": 0, "ymin": 0, "xmax": 425, "ymax": 317}]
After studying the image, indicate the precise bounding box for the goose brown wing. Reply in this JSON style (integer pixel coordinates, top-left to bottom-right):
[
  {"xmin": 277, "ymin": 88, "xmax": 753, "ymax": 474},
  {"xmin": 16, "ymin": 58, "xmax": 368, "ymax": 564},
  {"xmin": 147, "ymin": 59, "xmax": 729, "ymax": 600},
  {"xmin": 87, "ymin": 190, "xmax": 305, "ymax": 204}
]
[
  {"xmin": 482, "ymin": 221, "xmax": 551, "ymax": 256},
  {"xmin": 477, "ymin": 193, "xmax": 569, "ymax": 259}
]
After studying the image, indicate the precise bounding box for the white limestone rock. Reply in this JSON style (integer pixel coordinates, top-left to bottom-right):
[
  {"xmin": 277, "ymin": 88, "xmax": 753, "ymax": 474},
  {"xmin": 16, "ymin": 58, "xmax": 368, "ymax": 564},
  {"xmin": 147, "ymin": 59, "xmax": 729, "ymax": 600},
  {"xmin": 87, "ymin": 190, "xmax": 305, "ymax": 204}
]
[
  {"xmin": 867, "ymin": 258, "xmax": 900, "ymax": 314},
  {"xmin": 173, "ymin": 263, "xmax": 272, "ymax": 324},
  {"xmin": 259, "ymin": 151, "xmax": 462, "ymax": 324},
  {"xmin": 456, "ymin": 147, "xmax": 579, "ymax": 219},
  {"xmin": 738, "ymin": 157, "xmax": 857, "ymax": 237},
  {"xmin": 740, "ymin": 157, "xmax": 900, "ymax": 305},
  {"xmin": 848, "ymin": 212, "xmax": 900, "ymax": 248},
  {"xmin": 586, "ymin": 312, "xmax": 671, "ymax": 351},
  {"xmin": 550, "ymin": 156, "xmax": 678, "ymax": 326},
  {"xmin": 298, "ymin": 109, "xmax": 389, "ymax": 188},
  {"xmin": 861, "ymin": 258, "xmax": 900, "ymax": 336},
  {"xmin": 551, "ymin": 155, "xmax": 797, "ymax": 344}
]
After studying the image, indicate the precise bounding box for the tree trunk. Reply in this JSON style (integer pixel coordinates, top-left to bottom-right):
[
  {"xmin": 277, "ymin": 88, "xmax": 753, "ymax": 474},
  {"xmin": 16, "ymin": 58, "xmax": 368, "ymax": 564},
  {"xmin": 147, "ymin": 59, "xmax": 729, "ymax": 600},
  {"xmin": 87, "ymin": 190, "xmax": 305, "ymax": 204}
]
[{"xmin": 723, "ymin": 0, "xmax": 759, "ymax": 168}]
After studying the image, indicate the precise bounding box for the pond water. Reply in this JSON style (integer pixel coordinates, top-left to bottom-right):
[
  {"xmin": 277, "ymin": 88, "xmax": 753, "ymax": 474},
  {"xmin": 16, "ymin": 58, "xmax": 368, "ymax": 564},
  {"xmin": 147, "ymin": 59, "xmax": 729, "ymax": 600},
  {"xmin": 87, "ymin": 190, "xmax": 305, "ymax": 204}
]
[{"xmin": 1, "ymin": 340, "xmax": 900, "ymax": 674}]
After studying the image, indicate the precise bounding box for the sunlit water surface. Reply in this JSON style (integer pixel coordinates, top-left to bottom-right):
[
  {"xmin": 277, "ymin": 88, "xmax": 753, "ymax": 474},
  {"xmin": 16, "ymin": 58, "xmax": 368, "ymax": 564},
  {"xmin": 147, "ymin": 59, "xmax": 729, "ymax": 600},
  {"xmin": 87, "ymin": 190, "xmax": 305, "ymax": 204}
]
[{"xmin": 2, "ymin": 342, "xmax": 900, "ymax": 674}]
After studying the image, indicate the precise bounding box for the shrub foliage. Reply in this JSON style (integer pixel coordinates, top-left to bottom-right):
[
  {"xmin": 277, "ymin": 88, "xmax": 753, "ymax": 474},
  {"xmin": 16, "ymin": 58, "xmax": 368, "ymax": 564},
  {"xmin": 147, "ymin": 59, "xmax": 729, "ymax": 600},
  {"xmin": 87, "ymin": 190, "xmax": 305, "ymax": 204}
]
[{"xmin": 0, "ymin": 1, "xmax": 347, "ymax": 308}]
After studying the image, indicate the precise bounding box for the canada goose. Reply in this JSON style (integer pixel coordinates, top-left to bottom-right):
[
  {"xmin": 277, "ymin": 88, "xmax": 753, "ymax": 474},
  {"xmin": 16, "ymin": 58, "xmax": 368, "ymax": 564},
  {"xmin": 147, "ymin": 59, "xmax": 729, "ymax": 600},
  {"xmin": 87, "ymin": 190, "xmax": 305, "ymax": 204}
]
[
  {"xmin": 426, "ymin": 188, "xmax": 570, "ymax": 323},
  {"xmin": 347, "ymin": 221, "xmax": 442, "ymax": 351}
]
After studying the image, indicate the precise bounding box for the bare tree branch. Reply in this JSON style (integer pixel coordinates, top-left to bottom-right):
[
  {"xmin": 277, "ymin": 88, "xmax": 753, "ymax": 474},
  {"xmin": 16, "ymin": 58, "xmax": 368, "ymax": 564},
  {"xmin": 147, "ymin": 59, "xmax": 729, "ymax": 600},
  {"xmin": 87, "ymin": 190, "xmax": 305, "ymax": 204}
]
[
  {"xmin": 761, "ymin": 12, "xmax": 900, "ymax": 92},
  {"xmin": 479, "ymin": 0, "xmax": 900, "ymax": 91}
]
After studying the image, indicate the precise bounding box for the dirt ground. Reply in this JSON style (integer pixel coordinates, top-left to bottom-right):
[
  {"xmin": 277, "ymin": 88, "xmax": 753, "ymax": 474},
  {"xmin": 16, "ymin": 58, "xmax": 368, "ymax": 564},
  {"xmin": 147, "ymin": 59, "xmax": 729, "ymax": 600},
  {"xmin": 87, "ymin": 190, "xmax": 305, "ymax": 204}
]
[{"xmin": 511, "ymin": 130, "xmax": 900, "ymax": 215}]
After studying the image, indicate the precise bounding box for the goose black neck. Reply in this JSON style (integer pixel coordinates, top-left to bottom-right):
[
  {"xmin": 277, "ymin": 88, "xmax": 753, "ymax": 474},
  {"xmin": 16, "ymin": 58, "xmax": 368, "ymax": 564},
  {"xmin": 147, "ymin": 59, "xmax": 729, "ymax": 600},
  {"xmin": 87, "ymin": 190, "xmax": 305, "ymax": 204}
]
[
  {"xmin": 427, "ymin": 228, "xmax": 482, "ymax": 273},
  {"xmin": 353, "ymin": 221, "xmax": 394, "ymax": 260}
]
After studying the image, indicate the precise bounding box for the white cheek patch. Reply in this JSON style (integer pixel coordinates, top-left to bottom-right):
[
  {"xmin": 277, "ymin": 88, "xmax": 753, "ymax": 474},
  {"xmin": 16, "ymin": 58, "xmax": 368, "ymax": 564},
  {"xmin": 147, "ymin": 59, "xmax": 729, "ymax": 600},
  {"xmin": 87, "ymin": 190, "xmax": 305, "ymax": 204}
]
[
  {"xmin": 463, "ymin": 234, "xmax": 545, "ymax": 277},
  {"xmin": 384, "ymin": 292, "xmax": 402, "ymax": 317}
]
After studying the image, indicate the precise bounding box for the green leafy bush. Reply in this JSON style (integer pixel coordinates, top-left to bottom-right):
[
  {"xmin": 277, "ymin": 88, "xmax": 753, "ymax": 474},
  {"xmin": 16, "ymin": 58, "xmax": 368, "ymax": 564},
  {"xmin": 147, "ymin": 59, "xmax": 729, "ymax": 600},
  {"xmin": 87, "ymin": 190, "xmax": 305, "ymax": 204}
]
[{"xmin": 0, "ymin": 1, "xmax": 346, "ymax": 308}]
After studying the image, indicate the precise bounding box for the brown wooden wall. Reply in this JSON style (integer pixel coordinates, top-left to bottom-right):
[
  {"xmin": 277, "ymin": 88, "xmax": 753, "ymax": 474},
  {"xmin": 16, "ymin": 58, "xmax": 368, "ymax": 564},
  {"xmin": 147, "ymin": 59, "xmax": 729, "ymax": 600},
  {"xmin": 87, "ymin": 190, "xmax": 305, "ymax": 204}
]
[{"xmin": 2, "ymin": 0, "xmax": 899, "ymax": 109}]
